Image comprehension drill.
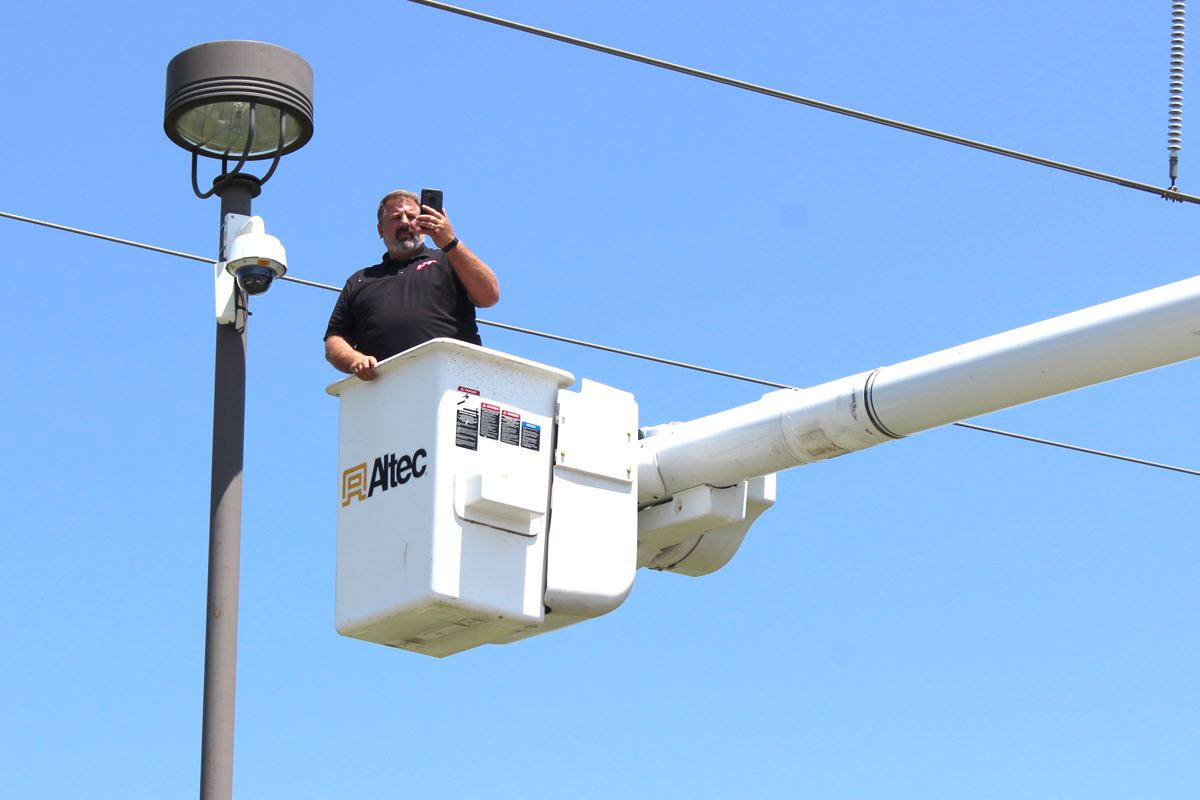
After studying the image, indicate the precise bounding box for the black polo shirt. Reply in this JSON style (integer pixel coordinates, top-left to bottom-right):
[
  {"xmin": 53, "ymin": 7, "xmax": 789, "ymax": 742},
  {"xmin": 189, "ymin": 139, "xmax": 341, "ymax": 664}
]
[{"xmin": 324, "ymin": 247, "xmax": 481, "ymax": 361}]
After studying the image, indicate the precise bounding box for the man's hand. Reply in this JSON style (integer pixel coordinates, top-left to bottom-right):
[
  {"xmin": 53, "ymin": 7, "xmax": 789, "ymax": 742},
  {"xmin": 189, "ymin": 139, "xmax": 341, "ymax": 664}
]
[
  {"xmin": 418, "ymin": 205, "xmax": 456, "ymax": 250},
  {"xmin": 418, "ymin": 206, "xmax": 500, "ymax": 308},
  {"xmin": 325, "ymin": 335, "xmax": 379, "ymax": 381},
  {"xmin": 349, "ymin": 354, "xmax": 379, "ymax": 381}
]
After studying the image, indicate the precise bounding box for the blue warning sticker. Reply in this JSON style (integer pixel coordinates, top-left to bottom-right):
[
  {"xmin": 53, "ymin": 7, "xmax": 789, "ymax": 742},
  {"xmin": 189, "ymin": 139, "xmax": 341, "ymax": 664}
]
[{"xmin": 520, "ymin": 422, "xmax": 541, "ymax": 451}]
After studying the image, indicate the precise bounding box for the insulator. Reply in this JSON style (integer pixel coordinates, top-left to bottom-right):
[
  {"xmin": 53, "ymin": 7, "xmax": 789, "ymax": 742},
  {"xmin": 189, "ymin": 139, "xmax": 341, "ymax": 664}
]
[{"xmin": 1170, "ymin": 2, "xmax": 1187, "ymax": 183}]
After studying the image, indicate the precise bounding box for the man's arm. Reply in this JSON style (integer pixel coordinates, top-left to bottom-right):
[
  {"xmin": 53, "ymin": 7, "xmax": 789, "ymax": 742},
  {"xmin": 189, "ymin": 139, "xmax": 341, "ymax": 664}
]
[
  {"xmin": 446, "ymin": 242, "xmax": 499, "ymax": 308},
  {"xmin": 420, "ymin": 206, "xmax": 500, "ymax": 308},
  {"xmin": 325, "ymin": 334, "xmax": 379, "ymax": 381}
]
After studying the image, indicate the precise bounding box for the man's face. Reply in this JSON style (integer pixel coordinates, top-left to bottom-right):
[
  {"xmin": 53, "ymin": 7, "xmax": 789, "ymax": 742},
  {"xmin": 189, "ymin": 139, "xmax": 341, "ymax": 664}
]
[{"xmin": 377, "ymin": 198, "xmax": 424, "ymax": 257}]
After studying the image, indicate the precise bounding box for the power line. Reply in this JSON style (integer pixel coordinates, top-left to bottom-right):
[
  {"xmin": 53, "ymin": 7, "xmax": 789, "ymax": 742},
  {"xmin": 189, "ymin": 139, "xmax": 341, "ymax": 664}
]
[
  {"xmin": 277, "ymin": 274, "xmax": 340, "ymax": 290},
  {"xmin": 953, "ymin": 422, "xmax": 1200, "ymax": 477},
  {"xmin": 173, "ymin": 269, "xmax": 793, "ymax": 386},
  {"xmin": 2, "ymin": 207, "xmax": 1195, "ymax": 478},
  {"xmin": 403, "ymin": 0, "xmax": 1200, "ymax": 206},
  {"xmin": 2, "ymin": 208, "xmax": 780, "ymax": 383},
  {"xmin": 479, "ymin": 329, "xmax": 1200, "ymax": 478},
  {"xmin": 0, "ymin": 210, "xmax": 217, "ymax": 264},
  {"xmin": 0, "ymin": 209, "xmax": 350, "ymax": 291},
  {"xmin": 474, "ymin": 319, "xmax": 793, "ymax": 389}
]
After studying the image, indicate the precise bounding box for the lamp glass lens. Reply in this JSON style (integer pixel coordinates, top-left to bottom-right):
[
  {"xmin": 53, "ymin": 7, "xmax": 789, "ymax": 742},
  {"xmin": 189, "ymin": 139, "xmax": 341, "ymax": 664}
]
[{"xmin": 174, "ymin": 101, "xmax": 303, "ymax": 157}]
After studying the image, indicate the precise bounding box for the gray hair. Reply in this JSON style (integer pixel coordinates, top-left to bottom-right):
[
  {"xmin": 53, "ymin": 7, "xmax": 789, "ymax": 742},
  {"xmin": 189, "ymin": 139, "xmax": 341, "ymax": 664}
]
[{"xmin": 377, "ymin": 190, "xmax": 421, "ymax": 223}]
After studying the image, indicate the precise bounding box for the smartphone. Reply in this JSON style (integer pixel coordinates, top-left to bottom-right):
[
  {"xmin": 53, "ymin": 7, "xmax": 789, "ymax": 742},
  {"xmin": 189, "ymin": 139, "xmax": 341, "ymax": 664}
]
[{"xmin": 420, "ymin": 188, "xmax": 443, "ymax": 215}]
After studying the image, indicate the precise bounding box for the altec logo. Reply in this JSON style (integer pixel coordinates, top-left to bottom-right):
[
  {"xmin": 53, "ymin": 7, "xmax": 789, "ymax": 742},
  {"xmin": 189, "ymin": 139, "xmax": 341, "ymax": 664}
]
[{"xmin": 342, "ymin": 448, "xmax": 428, "ymax": 506}]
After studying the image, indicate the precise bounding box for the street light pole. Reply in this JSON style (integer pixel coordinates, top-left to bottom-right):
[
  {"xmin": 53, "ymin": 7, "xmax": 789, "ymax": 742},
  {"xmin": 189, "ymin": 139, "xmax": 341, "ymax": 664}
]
[
  {"xmin": 200, "ymin": 175, "xmax": 260, "ymax": 800},
  {"xmin": 163, "ymin": 40, "xmax": 313, "ymax": 800}
]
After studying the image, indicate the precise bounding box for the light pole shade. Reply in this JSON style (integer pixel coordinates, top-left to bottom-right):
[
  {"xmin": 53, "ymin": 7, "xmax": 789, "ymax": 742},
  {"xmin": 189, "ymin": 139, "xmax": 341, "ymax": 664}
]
[{"xmin": 165, "ymin": 40, "xmax": 313, "ymax": 160}]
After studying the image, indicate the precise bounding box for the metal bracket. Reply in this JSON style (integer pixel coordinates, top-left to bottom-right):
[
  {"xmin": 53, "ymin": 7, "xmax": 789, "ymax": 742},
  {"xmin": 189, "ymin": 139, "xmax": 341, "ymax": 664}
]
[
  {"xmin": 636, "ymin": 475, "xmax": 777, "ymax": 576},
  {"xmin": 215, "ymin": 213, "xmax": 250, "ymax": 323}
]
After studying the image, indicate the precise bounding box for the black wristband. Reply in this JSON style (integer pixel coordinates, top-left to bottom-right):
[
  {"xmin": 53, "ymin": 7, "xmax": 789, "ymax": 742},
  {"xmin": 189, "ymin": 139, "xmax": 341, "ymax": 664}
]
[{"xmin": 440, "ymin": 237, "xmax": 460, "ymax": 253}]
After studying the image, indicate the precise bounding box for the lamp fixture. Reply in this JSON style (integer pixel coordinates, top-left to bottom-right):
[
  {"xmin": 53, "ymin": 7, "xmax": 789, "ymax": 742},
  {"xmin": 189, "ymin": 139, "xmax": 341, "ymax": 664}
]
[{"xmin": 164, "ymin": 40, "xmax": 314, "ymax": 197}]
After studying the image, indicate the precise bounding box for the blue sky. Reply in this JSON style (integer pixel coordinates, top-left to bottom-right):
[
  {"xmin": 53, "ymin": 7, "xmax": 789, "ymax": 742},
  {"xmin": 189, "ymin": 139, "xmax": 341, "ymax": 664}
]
[{"xmin": 2, "ymin": 1, "xmax": 1198, "ymax": 798}]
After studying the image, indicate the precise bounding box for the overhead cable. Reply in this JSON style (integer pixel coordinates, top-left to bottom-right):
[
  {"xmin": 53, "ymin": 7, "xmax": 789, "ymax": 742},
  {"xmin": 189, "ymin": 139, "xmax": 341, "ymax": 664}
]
[
  {"xmin": 953, "ymin": 422, "xmax": 1200, "ymax": 477},
  {"xmin": 0, "ymin": 209, "xmax": 332, "ymax": 290},
  {"xmin": 474, "ymin": 318, "xmax": 794, "ymax": 388},
  {"xmin": 277, "ymin": 274, "xmax": 340, "ymax": 290},
  {"xmin": 2, "ymin": 208, "xmax": 1195, "ymax": 478},
  {"xmin": 185, "ymin": 271, "xmax": 792, "ymax": 386},
  {"xmin": 403, "ymin": 0, "xmax": 1200, "ymax": 206},
  {"xmin": 0, "ymin": 210, "xmax": 217, "ymax": 264}
]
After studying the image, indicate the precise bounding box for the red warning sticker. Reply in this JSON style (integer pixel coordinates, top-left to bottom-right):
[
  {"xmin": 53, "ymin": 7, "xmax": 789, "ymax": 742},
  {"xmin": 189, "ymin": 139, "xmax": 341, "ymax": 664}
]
[
  {"xmin": 457, "ymin": 386, "xmax": 480, "ymax": 395},
  {"xmin": 481, "ymin": 403, "xmax": 500, "ymax": 411},
  {"xmin": 502, "ymin": 410, "xmax": 521, "ymax": 419},
  {"xmin": 500, "ymin": 413, "xmax": 521, "ymax": 446}
]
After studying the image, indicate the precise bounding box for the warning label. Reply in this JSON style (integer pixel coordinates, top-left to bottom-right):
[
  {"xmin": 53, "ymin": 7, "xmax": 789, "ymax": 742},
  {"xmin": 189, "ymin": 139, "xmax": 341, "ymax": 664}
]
[
  {"xmin": 520, "ymin": 422, "xmax": 541, "ymax": 451},
  {"xmin": 458, "ymin": 386, "xmax": 480, "ymax": 396},
  {"xmin": 479, "ymin": 404, "xmax": 500, "ymax": 440},
  {"xmin": 499, "ymin": 413, "xmax": 521, "ymax": 446},
  {"xmin": 455, "ymin": 408, "xmax": 479, "ymax": 450}
]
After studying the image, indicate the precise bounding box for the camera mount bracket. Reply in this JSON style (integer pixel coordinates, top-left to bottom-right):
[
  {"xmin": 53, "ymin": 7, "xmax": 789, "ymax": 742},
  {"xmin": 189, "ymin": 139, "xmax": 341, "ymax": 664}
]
[{"xmin": 215, "ymin": 213, "xmax": 251, "ymax": 323}]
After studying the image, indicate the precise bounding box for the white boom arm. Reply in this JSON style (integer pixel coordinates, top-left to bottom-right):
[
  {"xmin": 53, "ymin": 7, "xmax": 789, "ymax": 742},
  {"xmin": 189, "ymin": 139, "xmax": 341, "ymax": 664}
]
[{"xmin": 638, "ymin": 274, "xmax": 1200, "ymax": 506}]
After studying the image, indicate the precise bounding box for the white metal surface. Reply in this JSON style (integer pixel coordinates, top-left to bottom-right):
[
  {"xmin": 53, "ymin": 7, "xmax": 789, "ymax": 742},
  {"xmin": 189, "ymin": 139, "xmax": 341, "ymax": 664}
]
[
  {"xmin": 327, "ymin": 339, "xmax": 574, "ymax": 658},
  {"xmin": 638, "ymin": 482, "xmax": 749, "ymax": 554},
  {"xmin": 869, "ymin": 274, "xmax": 1200, "ymax": 436},
  {"xmin": 214, "ymin": 260, "xmax": 236, "ymax": 323},
  {"xmin": 640, "ymin": 273, "xmax": 1200, "ymax": 504},
  {"xmin": 214, "ymin": 213, "xmax": 248, "ymax": 323},
  {"xmin": 645, "ymin": 475, "xmax": 776, "ymax": 576},
  {"xmin": 499, "ymin": 379, "xmax": 639, "ymax": 642}
]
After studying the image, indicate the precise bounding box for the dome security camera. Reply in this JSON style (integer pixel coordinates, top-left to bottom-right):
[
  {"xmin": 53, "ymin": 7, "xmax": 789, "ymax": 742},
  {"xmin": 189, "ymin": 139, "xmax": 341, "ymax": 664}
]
[{"xmin": 225, "ymin": 216, "xmax": 287, "ymax": 296}]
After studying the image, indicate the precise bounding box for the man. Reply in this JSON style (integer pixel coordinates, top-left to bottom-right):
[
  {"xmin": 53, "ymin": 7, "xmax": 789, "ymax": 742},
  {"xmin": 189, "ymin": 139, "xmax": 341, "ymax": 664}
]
[{"xmin": 324, "ymin": 190, "xmax": 500, "ymax": 381}]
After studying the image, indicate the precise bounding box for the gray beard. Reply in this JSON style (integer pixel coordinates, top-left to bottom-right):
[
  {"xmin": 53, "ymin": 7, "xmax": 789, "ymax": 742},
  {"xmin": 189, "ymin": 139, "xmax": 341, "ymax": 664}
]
[{"xmin": 386, "ymin": 232, "xmax": 425, "ymax": 259}]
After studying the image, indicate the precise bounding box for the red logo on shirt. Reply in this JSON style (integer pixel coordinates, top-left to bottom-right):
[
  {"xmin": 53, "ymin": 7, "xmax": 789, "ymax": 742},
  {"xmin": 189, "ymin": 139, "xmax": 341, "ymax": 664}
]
[{"xmin": 414, "ymin": 259, "xmax": 436, "ymax": 270}]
